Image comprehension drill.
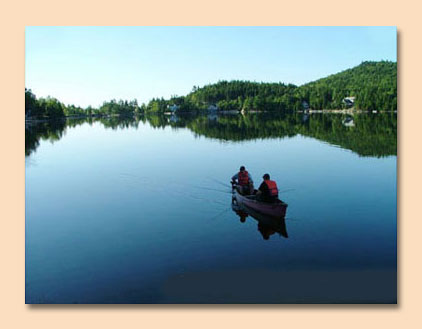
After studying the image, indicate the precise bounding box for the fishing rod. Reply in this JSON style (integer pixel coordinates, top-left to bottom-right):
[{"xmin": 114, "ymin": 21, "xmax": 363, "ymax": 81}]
[
  {"xmin": 168, "ymin": 188, "xmax": 228, "ymax": 207},
  {"xmin": 206, "ymin": 207, "xmax": 233, "ymax": 221},
  {"xmin": 207, "ymin": 177, "xmax": 232, "ymax": 188},
  {"xmin": 210, "ymin": 177, "xmax": 295, "ymax": 193},
  {"xmin": 192, "ymin": 186, "xmax": 232, "ymax": 194}
]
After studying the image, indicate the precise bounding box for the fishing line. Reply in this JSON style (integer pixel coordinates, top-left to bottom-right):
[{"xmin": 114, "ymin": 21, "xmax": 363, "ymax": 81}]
[
  {"xmin": 191, "ymin": 186, "xmax": 232, "ymax": 194},
  {"xmin": 207, "ymin": 177, "xmax": 232, "ymax": 188},
  {"xmin": 206, "ymin": 207, "xmax": 233, "ymax": 221}
]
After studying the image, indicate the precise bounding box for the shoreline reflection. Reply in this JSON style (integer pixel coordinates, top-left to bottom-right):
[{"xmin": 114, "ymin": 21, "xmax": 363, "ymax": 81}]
[{"xmin": 25, "ymin": 112, "xmax": 397, "ymax": 158}]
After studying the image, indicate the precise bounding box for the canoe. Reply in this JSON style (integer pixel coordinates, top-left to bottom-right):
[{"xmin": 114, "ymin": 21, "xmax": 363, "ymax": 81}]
[{"xmin": 232, "ymin": 185, "xmax": 288, "ymax": 218}]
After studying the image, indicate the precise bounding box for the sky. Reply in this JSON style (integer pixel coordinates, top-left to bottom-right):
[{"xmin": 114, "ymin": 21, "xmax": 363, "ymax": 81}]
[{"xmin": 25, "ymin": 26, "xmax": 397, "ymax": 108}]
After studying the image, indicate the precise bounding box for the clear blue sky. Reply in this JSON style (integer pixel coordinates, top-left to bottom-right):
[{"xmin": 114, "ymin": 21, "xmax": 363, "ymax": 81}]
[{"xmin": 25, "ymin": 26, "xmax": 396, "ymax": 108}]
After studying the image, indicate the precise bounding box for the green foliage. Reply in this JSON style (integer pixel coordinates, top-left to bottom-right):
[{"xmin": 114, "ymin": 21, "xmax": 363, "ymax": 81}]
[
  {"xmin": 298, "ymin": 61, "xmax": 397, "ymax": 111},
  {"xmin": 63, "ymin": 104, "xmax": 86, "ymax": 117},
  {"xmin": 99, "ymin": 99, "xmax": 139, "ymax": 116},
  {"xmin": 25, "ymin": 61, "xmax": 397, "ymax": 120},
  {"xmin": 38, "ymin": 97, "xmax": 66, "ymax": 118},
  {"xmin": 25, "ymin": 89, "xmax": 142, "ymax": 119},
  {"xmin": 185, "ymin": 80, "xmax": 299, "ymax": 111},
  {"xmin": 25, "ymin": 89, "xmax": 39, "ymax": 116},
  {"xmin": 25, "ymin": 90, "xmax": 67, "ymax": 118},
  {"xmin": 145, "ymin": 98, "xmax": 168, "ymax": 113},
  {"xmin": 179, "ymin": 61, "xmax": 397, "ymax": 112}
]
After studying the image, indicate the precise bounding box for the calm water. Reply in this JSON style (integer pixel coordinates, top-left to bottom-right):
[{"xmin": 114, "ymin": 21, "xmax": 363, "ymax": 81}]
[{"xmin": 25, "ymin": 113, "xmax": 397, "ymax": 303}]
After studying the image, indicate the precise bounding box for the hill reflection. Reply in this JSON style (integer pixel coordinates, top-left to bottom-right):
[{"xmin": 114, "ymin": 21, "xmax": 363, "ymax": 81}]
[{"xmin": 25, "ymin": 112, "xmax": 396, "ymax": 157}]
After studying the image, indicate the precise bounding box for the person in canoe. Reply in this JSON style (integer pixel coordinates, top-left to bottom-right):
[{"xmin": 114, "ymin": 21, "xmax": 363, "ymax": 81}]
[
  {"xmin": 231, "ymin": 166, "xmax": 254, "ymax": 195},
  {"xmin": 256, "ymin": 173, "xmax": 279, "ymax": 203}
]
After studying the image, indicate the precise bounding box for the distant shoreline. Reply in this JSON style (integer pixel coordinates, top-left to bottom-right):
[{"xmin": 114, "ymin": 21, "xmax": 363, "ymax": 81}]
[
  {"xmin": 25, "ymin": 108, "xmax": 397, "ymax": 124},
  {"xmin": 297, "ymin": 109, "xmax": 397, "ymax": 114},
  {"xmin": 24, "ymin": 107, "xmax": 398, "ymax": 124}
]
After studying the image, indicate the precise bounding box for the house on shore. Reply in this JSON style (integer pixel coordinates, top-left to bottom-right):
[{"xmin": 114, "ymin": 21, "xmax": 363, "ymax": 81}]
[
  {"xmin": 207, "ymin": 104, "xmax": 219, "ymax": 112},
  {"xmin": 302, "ymin": 101, "xmax": 310, "ymax": 110},
  {"xmin": 167, "ymin": 104, "xmax": 179, "ymax": 112},
  {"xmin": 342, "ymin": 97, "xmax": 355, "ymax": 108}
]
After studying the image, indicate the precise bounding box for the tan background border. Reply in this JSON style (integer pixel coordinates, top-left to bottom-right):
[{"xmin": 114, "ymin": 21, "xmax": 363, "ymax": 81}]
[{"xmin": 1, "ymin": 0, "xmax": 420, "ymax": 328}]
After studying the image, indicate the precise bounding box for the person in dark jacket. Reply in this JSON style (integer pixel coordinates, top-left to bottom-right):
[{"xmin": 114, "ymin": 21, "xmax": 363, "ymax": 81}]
[
  {"xmin": 231, "ymin": 166, "xmax": 254, "ymax": 195},
  {"xmin": 256, "ymin": 173, "xmax": 279, "ymax": 203}
]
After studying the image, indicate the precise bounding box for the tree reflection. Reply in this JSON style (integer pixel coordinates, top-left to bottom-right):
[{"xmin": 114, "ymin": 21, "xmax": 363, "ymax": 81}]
[
  {"xmin": 25, "ymin": 119, "xmax": 66, "ymax": 156},
  {"xmin": 25, "ymin": 112, "xmax": 397, "ymax": 157}
]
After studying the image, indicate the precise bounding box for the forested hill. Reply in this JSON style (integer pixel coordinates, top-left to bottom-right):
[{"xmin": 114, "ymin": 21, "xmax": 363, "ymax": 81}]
[
  {"xmin": 297, "ymin": 61, "xmax": 397, "ymax": 111},
  {"xmin": 169, "ymin": 61, "xmax": 396, "ymax": 112},
  {"xmin": 182, "ymin": 81, "xmax": 298, "ymax": 111},
  {"xmin": 25, "ymin": 61, "xmax": 397, "ymax": 119}
]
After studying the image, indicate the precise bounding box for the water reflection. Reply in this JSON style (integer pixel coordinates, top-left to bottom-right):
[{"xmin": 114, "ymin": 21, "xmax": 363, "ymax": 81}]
[
  {"xmin": 25, "ymin": 112, "xmax": 397, "ymax": 157},
  {"xmin": 231, "ymin": 203, "xmax": 288, "ymax": 240},
  {"xmin": 25, "ymin": 111, "xmax": 397, "ymax": 303},
  {"xmin": 25, "ymin": 119, "xmax": 66, "ymax": 156}
]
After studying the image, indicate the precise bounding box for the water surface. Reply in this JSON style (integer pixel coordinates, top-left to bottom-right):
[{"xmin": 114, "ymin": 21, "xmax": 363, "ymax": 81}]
[{"xmin": 25, "ymin": 112, "xmax": 397, "ymax": 303}]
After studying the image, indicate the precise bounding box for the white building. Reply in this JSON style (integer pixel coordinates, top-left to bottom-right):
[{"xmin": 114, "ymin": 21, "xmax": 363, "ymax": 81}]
[
  {"xmin": 167, "ymin": 104, "xmax": 179, "ymax": 112},
  {"xmin": 342, "ymin": 97, "xmax": 356, "ymax": 107},
  {"xmin": 207, "ymin": 104, "xmax": 219, "ymax": 112},
  {"xmin": 302, "ymin": 101, "xmax": 310, "ymax": 110}
]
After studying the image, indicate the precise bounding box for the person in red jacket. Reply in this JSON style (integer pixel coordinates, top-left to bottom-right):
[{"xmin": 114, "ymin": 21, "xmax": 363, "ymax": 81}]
[
  {"xmin": 257, "ymin": 173, "xmax": 279, "ymax": 203},
  {"xmin": 231, "ymin": 166, "xmax": 254, "ymax": 195}
]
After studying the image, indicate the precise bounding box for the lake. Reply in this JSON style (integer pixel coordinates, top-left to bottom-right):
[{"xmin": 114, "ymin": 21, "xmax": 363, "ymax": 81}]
[{"xmin": 25, "ymin": 112, "xmax": 397, "ymax": 303}]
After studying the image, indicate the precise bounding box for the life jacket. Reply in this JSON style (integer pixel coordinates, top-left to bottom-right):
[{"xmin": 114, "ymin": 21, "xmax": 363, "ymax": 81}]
[
  {"xmin": 264, "ymin": 179, "xmax": 278, "ymax": 196},
  {"xmin": 238, "ymin": 170, "xmax": 249, "ymax": 186}
]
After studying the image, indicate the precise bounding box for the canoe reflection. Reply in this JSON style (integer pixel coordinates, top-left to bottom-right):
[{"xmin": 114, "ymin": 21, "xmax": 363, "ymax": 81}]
[{"xmin": 231, "ymin": 203, "xmax": 288, "ymax": 240}]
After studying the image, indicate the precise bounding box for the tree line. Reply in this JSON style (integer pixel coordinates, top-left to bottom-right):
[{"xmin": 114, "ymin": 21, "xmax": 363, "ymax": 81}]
[
  {"xmin": 297, "ymin": 61, "xmax": 397, "ymax": 111},
  {"xmin": 25, "ymin": 89, "xmax": 142, "ymax": 119},
  {"xmin": 26, "ymin": 112, "xmax": 397, "ymax": 158},
  {"xmin": 25, "ymin": 61, "xmax": 397, "ymax": 119},
  {"xmin": 182, "ymin": 61, "xmax": 396, "ymax": 111}
]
